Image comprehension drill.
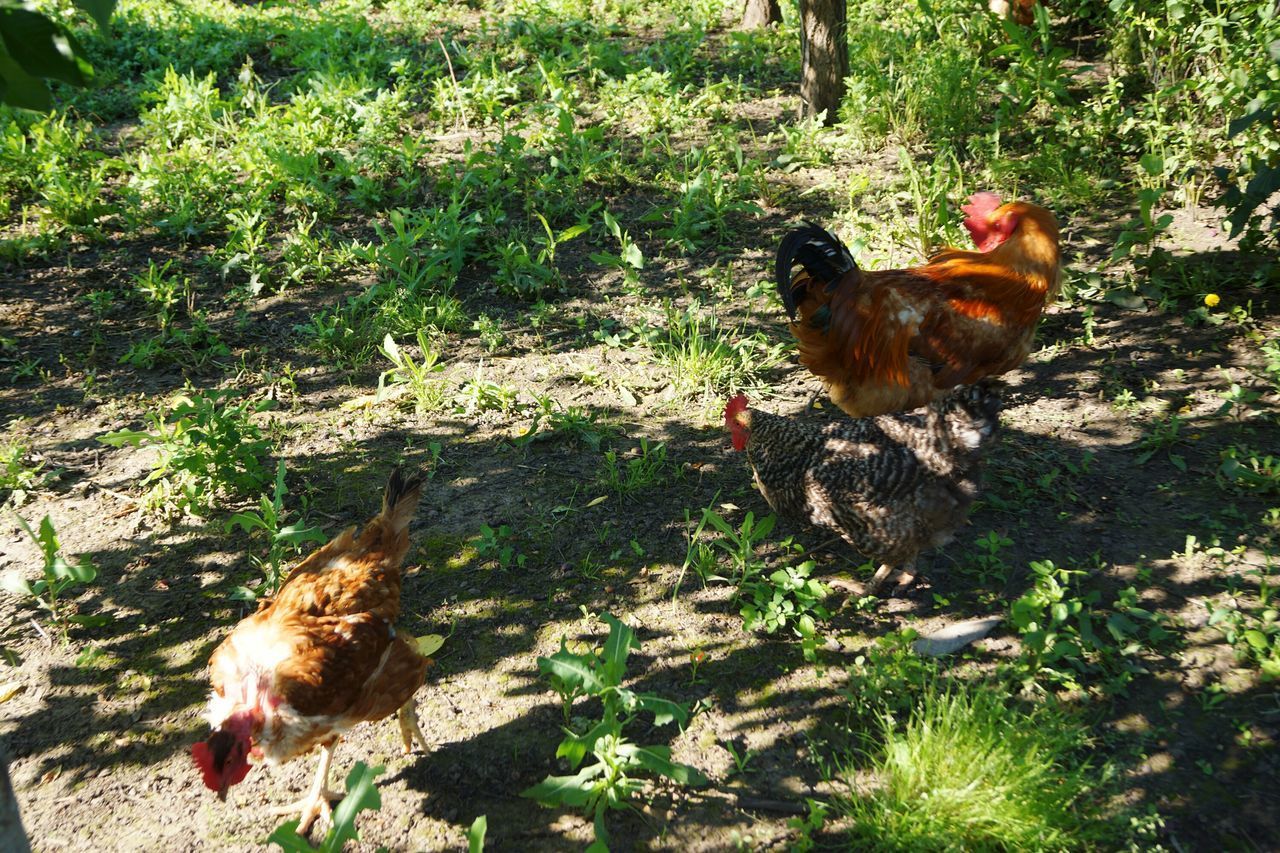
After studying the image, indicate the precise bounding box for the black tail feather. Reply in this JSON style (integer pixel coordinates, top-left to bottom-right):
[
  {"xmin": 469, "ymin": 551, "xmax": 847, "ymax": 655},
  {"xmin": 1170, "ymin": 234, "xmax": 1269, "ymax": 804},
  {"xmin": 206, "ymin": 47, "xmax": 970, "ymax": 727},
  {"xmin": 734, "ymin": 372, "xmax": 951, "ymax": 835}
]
[
  {"xmin": 775, "ymin": 222, "xmax": 858, "ymax": 319},
  {"xmin": 382, "ymin": 467, "xmax": 427, "ymax": 533}
]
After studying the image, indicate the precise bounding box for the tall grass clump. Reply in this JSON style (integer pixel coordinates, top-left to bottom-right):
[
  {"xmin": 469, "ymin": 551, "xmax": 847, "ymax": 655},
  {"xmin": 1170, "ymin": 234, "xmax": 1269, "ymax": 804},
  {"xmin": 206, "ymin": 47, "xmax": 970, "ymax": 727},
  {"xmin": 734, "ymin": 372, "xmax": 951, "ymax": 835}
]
[
  {"xmin": 652, "ymin": 301, "xmax": 784, "ymax": 400},
  {"xmin": 840, "ymin": 684, "xmax": 1107, "ymax": 851}
]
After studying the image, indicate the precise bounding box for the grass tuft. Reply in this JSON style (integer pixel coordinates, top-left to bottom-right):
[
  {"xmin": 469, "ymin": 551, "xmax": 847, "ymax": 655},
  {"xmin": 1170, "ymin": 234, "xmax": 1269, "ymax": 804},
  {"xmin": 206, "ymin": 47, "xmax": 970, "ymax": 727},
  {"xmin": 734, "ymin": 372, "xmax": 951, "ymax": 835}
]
[{"xmin": 840, "ymin": 684, "xmax": 1107, "ymax": 852}]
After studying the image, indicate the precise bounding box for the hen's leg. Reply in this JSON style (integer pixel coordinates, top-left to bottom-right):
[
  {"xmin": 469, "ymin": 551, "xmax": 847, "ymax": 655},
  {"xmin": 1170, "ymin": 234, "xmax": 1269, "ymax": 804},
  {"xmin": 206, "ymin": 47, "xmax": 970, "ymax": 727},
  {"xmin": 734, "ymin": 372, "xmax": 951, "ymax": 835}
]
[
  {"xmin": 865, "ymin": 560, "xmax": 918, "ymax": 592},
  {"xmin": 397, "ymin": 699, "xmax": 430, "ymax": 755},
  {"xmin": 870, "ymin": 560, "xmax": 918, "ymax": 591},
  {"xmin": 272, "ymin": 739, "xmax": 341, "ymax": 835},
  {"xmin": 865, "ymin": 562, "xmax": 895, "ymax": 591},
  {"xmin": 890, "ymin": 561, "xmax": 918, "ymax": 590}
]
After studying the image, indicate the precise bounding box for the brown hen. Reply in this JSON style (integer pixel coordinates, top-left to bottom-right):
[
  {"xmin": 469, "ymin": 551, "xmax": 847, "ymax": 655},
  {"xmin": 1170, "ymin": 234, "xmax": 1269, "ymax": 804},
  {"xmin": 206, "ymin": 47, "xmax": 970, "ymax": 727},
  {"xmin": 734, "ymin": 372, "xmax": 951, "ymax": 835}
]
[
  {"xmin": 725, "ymin": 384, "xmax": 1001, "ymax": 592},
  {"xmin": 192, "ymin": 468, "xmax": 431, "ymax": 834},
  {"xmin": 776, "ymin": 193, "xmax": 1059, "ymax": 417}
]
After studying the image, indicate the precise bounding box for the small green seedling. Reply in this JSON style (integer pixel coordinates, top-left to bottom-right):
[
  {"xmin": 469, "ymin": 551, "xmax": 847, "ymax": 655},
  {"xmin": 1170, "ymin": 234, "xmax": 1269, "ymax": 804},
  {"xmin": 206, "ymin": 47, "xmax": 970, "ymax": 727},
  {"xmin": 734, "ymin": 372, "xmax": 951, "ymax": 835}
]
[
  {"xmin": 225, "ymin": 461, "xmax": 326, "ymax": 599},
  {"xmin": 467, "ymin": 815, "xmax": 487, "ymax": 852},
  {"xmin": 475, "ymin": 523, "xmax": 525, "ymax": 570},
  {"xmin": 722, "ymin": 739, "xmax": 759, "ymax": 777},
  {"xmin": 99, "ymin": 390, "xmax": 274, "ymax": 518},
  {"xmin": 597, "ymin": 438, "xmax": 672, "ymax": 499},
  {"xmin": 378, "ymin": 331, "xmax": 449, "ymax": 413},
  {"xmin": 523, "ymin": 614, "xmax": 707, "ymax": 851},
  {"xmin": 740, "ymin": 560, "xmax": 830, "ymax": 661},
  {"xmin": 2, "ymin": 515, "xmax": 99, "ymax": 638}
]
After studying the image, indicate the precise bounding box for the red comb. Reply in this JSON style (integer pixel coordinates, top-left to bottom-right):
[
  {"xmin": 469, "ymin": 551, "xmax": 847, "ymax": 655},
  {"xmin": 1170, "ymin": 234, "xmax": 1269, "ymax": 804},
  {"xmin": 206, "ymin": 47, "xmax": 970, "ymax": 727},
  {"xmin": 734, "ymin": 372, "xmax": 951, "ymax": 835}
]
[
  {"xmin": 724, "ymin": 395, "xmax": 748, "ymax": 427},
  {"xmin": 962, "ymin": 192, "xmax": 1005, "ymax": 251},
  {"xmin": 962, "ymin": 192, "xmax": 1003, "ymax": 219}
]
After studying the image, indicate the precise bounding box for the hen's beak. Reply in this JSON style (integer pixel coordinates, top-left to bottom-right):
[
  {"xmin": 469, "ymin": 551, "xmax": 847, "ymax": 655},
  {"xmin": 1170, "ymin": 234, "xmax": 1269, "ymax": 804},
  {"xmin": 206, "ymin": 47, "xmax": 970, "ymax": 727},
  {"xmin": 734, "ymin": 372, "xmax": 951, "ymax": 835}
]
[{"xmin": 217, "ymin": 783, "xmax": 229, "ymax": 802}]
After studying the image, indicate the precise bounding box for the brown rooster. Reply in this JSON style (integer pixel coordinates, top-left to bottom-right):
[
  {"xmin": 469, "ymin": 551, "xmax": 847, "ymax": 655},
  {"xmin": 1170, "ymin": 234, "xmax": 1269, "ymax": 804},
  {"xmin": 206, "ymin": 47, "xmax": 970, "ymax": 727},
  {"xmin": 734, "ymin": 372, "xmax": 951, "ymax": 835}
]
[
  {"xmin": 776, "ymin": 193, "xmax": 1060, "ymax": 418},
  {"xmin": 725, "ymin": 384, "xmax": 1001, "ymax": 592},
  {"xmin": 192, "ymin": 468, "xmax": 432, "ymax": 834}
]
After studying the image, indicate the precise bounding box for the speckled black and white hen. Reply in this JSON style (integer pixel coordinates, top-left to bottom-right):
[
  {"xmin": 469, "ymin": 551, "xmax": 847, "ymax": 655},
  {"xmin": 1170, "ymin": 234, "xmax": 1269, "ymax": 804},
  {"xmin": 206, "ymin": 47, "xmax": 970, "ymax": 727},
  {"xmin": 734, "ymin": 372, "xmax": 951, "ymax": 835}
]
[{"xmin": 724, "ymin": 383, "xmax": 1002, "ymax": 593}]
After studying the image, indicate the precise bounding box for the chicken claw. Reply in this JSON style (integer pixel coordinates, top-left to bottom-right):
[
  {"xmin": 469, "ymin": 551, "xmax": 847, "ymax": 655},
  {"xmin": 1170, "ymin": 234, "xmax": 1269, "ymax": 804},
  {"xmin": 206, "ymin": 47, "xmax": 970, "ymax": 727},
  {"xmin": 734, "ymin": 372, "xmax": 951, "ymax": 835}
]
[
  {"xmin": 827, "ymin": 561, "xmax": 918, "ymax": 597},
  {"xmin": 865, "ymin": 561, "xmax": 917, "ymax": 593},
  {"xmin": 273, "ymin": 740, "xmax": 340, "ymax": 835},
  {"xmin": 397, "ymin": 700, "xmax": 430, "ymax": 755},
  {"xmin": 272, "ymin": 789, "xmax": 340, "ymax": 835}
]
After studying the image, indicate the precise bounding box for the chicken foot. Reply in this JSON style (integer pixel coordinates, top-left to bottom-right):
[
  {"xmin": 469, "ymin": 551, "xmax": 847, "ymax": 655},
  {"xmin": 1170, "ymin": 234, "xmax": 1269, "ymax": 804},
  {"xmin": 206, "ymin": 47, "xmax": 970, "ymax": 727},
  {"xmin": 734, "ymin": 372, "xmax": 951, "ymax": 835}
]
[
  {"xmin": 397, "ymin": 699, "xmax": 430, "ymax": 755},
  {"xmin": 826, "ymin": 560, "xmax": 918, "ymax": 596},
  {"xmin": 272, "ymin": 739, "xmax": 341, "ymax": 835},
  {"xmin": 866, "ymin": 560, "xmax": 917, "ymax": 592}
]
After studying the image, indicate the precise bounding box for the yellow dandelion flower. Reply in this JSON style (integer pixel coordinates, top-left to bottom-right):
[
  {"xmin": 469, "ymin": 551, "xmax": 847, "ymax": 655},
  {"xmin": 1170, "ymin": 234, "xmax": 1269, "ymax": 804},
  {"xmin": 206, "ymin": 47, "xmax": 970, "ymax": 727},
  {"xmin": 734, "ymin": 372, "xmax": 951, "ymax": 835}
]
[{"xmin": 1204, "ymin": 293, "xmax": 1220, "ymax": 308}]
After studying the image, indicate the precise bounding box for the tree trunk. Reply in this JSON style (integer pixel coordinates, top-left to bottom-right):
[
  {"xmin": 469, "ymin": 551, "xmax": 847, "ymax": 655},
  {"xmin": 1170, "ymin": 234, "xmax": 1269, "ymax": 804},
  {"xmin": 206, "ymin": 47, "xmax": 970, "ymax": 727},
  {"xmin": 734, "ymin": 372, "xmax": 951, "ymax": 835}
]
[
  {"xmin": 739, "ymin": 0, "xmax": 782, "ymax": 29},
  {"xmin": 799, "ymin": 0, "xmax": 848, "ymax": 125}
]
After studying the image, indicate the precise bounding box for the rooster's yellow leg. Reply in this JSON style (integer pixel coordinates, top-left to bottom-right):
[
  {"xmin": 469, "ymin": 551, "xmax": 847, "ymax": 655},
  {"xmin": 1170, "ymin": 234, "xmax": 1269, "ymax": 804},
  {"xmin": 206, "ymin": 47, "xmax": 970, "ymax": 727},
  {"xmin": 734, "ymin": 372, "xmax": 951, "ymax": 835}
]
[
  {"xmin": 272, "ymin": 739, "xmax": 341, "ymax": 835},
  {"xmin": 397, "ymin": 699, "xmax": 430, "ymax": 755}
]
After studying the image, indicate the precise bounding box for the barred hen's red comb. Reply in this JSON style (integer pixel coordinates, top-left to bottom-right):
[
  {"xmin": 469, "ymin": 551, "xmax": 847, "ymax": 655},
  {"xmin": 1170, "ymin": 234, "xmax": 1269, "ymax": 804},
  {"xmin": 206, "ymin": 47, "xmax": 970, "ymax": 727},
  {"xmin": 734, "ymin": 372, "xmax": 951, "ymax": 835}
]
[{"xmin": 724, "ymin": 395, "xmax": 748, "ymax": 427}]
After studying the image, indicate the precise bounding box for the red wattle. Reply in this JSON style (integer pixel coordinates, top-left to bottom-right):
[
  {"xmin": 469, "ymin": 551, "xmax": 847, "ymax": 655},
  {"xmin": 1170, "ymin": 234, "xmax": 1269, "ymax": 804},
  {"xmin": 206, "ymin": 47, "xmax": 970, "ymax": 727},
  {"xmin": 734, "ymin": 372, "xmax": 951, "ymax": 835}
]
[{"xmin": 191, "ymin": 742, "xmax": 222, "ymax": 792}]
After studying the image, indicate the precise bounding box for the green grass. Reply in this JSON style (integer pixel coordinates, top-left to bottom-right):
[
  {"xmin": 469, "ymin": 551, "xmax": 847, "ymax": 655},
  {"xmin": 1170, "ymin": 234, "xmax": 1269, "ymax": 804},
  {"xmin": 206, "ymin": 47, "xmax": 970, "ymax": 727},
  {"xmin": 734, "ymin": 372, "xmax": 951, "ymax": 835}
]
[
  {"xmin": 840, "ymin": 685, "xmax": 1109, "ymax": 852},
  {"xmin": 2, "ymin": 0, "xmax": 1279, "ymax": 847},
  {"xmin": 652, "ymin": 302, "xmax": 785, "ymax": 402}
]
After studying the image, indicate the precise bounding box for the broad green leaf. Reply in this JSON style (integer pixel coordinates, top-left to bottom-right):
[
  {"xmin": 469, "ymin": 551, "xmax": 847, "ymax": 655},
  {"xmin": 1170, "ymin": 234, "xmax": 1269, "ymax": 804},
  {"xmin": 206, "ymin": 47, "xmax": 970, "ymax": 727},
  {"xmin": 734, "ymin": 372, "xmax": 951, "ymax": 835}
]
[
  {"xmin": 467, "ymin": 815, "xmax": 487, "ymax": 853},
  {"xmin": 413, "ymin": 633, "xmax": 446, "ymax": 657},
  {"xmin": 0, "ymin": 42, "xmax": 51, "ymax": 110},
  {"xmin": 0, "ymin": 8, "xmax": 92, "ymax": 86},
  {"xmin": 277, "ymin": 522, "xmax": 325, "ymax": 545},
  {"xmin": 1138, "ymin": 153, "xmax": 1164, "ymax": 177},
  {"xmin": 322, "ymin": 762, "xmax": 384, "ymax": 853},
  {"xmin": 98, "ymin": 428, "xmax": 155, "ymax": 448},
  {"xmin": 228, "ymin": 586, "xmax": 259, "ymax": 602},
  {"xmin": 1, "ymin": 570, "xmax": 33, "ymax": 597},
  {"xmin": 68, "ymin": 614, "xmax": 110, "ymax": 627},
  {"xmin": 266, "ymin": 821, "xmax": 318, "ymax": 853},
  {"xmin": 754, "ymin": 514, "xmax": 776, "ymax": 539},
  {"xmin": 557, "ymin": 224, "xmax": 590, "ymax": 243},
  {"xmin": 226, "ymin": 513, "xmax": 269, "ymax": 535},
  {"xmin": 521, "ymin": 764, "xmax": 605, "ymax": 808},
  {"xmin": 1244, "ymin": 629, "xmax": 1270, "ymax": 652},
  {"xmin": 701, "ymin": 509, "xmax": 735, "ymax": 537},
  {"xmin": 556, "ymin": 719, "xmax": 612, "ymax": 769},
  {"xmin": 1106, "ymin": 613, "xmax": 1138, "ymax": 642},
  {"xmin": 621, "ymin": 243, "xmax": 643, "ymax": 269},
  {"xmin": 589, "ymin": 803, "xmax": 610, "ymax": 853},
  {"xmin": 538, "ymin": 646, "xmax": 605, "ymax": 695},
  {"xmin": 589, "ymin": 251, "xmax": 624, "ymax": 267},
  {"xmin": 380, "ymin": 333, "xmax": 401, "ymax": 364},
  {"xmin": 53, "ymin": 555, "xmax": 95, "ymax": 583},
  {"xmin": 71, "ymin": 0, "xmax": 117, "ymax": 32},
  {"xmin": 601, "ymin": 614, "xmax": 637, "ymax": 681},
  {"xmin": 619, "ymin": 744, "xmax": 707, "ymax": 786},
  {"xmin": 630, "ymin": 694, "xmax": 689, "ymax": 728}
]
